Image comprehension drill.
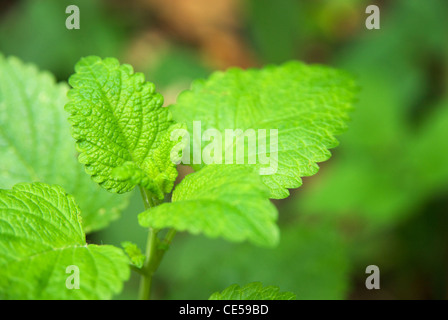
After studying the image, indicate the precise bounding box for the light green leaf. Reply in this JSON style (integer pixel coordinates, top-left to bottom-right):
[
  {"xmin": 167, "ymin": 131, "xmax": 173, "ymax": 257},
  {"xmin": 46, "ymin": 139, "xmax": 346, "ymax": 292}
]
[
  {"xmin": 209, "ymin": 282, "xmax": 296, "ymax": 300},
  {"xmin": 0, "ymin": 182, "xmax": 130, "ymax": 300},
  {"xmin": 171, "ymin": 61, "xmax": 357, "ymax": 198},
  {"xmin": 66, "ymin": 56, "xmax": 179, "ymax": 198},
  {"xmin": 0, "ymin": 54, "xmax": 129, "ymax": 233},
  {"xmin": 139, "ymin": 165, "xmax": 279, "ymax": 247},
  {"xmin": 121, "ymin": 241, "xmax": 145, "ymax": 269}
]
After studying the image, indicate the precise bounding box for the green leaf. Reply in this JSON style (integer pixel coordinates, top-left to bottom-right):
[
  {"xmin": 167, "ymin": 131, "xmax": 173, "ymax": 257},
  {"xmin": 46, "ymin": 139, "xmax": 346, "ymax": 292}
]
[
  {"xmin": 209, "ymin": 282, "xmax": 296, "ymax": 300},
  {"xmin": 139, "ymin": 165, "xmax": 279, "ymax": 247},
  {"xmin": 0, "ymin": 182, "xmax": 129, "ymax": 299},
  {"xmin": 66, "ymin": 56, "xmax": 179, "ymax": 198},
  {"xmin": 121, "ymin": 241, "xmax": 145, "ymax": 269},
  {"xmin": 171, "ymin": 61, "xmax": 357, "ymax": 199},
  {"xmin": 0, "ymin": 54, "xmax": 129, "ymax": 233}
]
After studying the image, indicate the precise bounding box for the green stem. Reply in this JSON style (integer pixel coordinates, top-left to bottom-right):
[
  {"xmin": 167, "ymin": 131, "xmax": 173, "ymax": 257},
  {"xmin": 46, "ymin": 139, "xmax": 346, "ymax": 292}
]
[
  {"xmin": 139, "ymin": 227, "xmax": 158, "ymax": 300},
  {"xmin": 161, "ymin": 228, "xmax": 177, "ymax": 249},
  {"xmin": 137, "ymin": 187, "xmax": 176, "ymax": 300},
  {"xmin": 139, "ymin": 186, "xmax": 160, "ymax": 209}
]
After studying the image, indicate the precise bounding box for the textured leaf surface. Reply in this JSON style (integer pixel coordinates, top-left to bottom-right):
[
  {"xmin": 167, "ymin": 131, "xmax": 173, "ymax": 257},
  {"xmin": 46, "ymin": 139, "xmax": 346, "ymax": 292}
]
[
  {"xmin": 209, "ymin": 282, "xmax": 296, "ymax": 300},
  {"xmin": 0, "ymin": 183, "xmax": 129, "ymax": 299},
  {"xmin": 139, "ymin": 165, "xmax": 279, "ymax": 247},
  {"xmin": 66, "ymin": 56, "xmax": 179, "ymax": 198},
  {"xmin": 171, "ymin": 61, "xmax": 357, "ymax": 198},
  {"xmin": 0, "ymin": 54, "xmax": 129, "ymax": 232}
]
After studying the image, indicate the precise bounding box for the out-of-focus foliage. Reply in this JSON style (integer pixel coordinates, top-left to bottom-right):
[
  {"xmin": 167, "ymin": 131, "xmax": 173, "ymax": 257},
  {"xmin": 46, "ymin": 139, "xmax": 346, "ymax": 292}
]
[
  {"xmin": 299, "ymin": 0, "xmax": 448, "ymax": 227},
  {"xmin": 146, "ymin": 48, "xmax": 210, "ymax": 89},
  {"xmin": 0, "ymin": 0, "xmax": 129, "ymax": 80},
  {"xmin": 156, "ymin": 220, "xmax": 349, "ymax": 300},
  {"xmin": 245, "ymin": 0, "xmax": 369, "ymax": 63},
  {"xmin": 294, "ymin": 0, "xmax": 448, "ymax": 299}
]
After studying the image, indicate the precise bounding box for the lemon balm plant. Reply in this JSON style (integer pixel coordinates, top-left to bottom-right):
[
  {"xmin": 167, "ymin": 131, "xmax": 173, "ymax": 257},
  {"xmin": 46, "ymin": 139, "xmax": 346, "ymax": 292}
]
[{"xmin": 0, "ymin": 54, "xmax": 356, "ymax": 300}]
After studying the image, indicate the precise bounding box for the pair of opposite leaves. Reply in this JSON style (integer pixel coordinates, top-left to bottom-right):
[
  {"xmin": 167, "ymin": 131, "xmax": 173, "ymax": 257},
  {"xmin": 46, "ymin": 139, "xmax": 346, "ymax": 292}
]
[
  {"xmin": 65, "ymin": 56, "xmax": 356, "ymax": 247},
  {"xmin": 0, "ymin": 55, "xmax": 356, "ymax": 299}
]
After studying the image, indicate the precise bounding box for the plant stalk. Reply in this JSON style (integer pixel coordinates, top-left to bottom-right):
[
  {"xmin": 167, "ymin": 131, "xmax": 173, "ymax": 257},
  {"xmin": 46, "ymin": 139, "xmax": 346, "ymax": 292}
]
[
  {"xmin": 139, "ymin": 227, "xmax": 158, "ymax": 300},
  {"xmin": 137, "ymin": 187, "xmax": 176, "ymax": 300}
]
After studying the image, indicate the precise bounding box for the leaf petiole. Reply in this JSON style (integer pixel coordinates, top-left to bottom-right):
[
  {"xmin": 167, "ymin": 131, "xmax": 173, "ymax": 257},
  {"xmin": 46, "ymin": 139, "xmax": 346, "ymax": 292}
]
[{"xmin": 138, "ymin": 187, "xmax": 177, "ymax": 300}]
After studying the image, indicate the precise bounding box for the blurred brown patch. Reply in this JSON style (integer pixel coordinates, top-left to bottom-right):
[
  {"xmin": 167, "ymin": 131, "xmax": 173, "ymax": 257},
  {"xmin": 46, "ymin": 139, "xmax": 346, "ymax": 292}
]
[{"xmin": 130, "ymin": 0, "xmax": 257, "ymax": 69}]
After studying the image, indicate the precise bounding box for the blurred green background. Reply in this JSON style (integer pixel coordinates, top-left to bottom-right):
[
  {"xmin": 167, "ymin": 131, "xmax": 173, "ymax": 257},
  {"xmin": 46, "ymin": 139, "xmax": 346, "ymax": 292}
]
[{"xmin": 1, "ymin": 0, "xmax": 447, "ymax": 299}]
